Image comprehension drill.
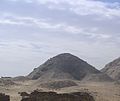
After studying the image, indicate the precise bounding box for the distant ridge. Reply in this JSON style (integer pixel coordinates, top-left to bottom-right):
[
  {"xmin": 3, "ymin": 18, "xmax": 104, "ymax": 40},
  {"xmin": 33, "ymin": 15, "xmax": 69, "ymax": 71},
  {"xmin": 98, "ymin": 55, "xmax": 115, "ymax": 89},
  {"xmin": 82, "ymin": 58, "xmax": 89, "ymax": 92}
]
[
  {"xmin": 101, "ymin": 57, "xmax": 120, "ymax": 81},
  {"xmin": 27, "ymin": 53, "xmax": 113, "ymax": 82}
]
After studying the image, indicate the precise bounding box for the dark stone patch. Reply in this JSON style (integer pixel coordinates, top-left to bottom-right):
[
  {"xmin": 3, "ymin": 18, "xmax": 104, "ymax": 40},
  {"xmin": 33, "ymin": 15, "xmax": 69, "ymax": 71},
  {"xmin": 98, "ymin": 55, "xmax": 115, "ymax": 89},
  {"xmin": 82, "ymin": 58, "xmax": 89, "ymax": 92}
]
[
  {"xmin": 0, "ymin": 93, "xmax": 10, "ymax": 101},
  {"xmin": 21, "ymin": 90, "xmax": 95, "ymax": 101}
]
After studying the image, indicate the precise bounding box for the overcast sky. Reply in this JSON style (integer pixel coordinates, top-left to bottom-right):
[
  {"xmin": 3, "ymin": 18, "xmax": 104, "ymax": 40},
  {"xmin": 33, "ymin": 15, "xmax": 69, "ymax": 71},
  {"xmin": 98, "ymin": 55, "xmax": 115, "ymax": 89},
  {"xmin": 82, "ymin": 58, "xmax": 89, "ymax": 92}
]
[{"xmin": 0, "ymin": 0, "xmax": 120, "ymax": 77}]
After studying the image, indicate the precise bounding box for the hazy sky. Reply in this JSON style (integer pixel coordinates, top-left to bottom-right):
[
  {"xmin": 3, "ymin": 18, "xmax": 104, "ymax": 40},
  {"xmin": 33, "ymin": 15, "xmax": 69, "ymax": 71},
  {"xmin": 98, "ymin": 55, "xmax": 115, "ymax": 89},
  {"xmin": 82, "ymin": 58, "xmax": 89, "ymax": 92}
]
[{"xmin": 0, "ymin": 0, "xmax": 120, "ymax": 77}]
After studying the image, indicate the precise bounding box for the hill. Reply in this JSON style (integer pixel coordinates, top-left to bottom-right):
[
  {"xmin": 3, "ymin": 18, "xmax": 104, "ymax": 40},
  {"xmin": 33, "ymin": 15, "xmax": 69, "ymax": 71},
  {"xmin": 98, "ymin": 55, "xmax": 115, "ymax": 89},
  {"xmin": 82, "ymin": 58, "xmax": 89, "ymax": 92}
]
[
  {"xmin": 101, "ymin": 57, "xmax": 120, "ymax": 81},
  {"xmin": 27, "ymin": 53, "xmax": 113, "ymax": 82}
]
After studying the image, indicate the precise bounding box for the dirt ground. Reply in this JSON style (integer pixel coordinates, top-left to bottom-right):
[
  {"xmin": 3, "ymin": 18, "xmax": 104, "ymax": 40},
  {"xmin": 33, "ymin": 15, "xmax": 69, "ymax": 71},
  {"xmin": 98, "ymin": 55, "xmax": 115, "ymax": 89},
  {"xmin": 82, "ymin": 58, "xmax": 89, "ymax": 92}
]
[{"xmin": 0, "ymin": 80, "xmax": 120, "ymax": 101}]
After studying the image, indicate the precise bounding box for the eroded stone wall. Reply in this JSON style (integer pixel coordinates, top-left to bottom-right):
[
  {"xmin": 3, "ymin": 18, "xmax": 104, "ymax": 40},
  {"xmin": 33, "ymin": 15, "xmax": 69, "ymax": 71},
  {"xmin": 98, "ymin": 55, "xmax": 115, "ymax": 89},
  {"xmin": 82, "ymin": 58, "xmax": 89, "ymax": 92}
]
[{"xmin": 21, "ymin": 90, "xmax": 95, "ymax": 101}]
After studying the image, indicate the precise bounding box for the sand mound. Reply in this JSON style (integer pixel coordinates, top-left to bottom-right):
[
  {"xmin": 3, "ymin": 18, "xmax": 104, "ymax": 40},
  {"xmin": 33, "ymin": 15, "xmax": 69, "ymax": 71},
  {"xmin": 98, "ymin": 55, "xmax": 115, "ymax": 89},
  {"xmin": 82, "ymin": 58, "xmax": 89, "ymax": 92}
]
[{"xmin": 39, "ymin": 80, "xmax": 78, "ymax": 89}]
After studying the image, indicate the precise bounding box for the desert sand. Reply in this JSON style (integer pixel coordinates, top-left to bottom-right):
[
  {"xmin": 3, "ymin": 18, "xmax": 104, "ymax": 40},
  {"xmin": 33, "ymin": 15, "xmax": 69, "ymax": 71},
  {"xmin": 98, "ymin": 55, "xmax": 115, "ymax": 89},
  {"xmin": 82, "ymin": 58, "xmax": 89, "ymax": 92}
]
[{"xmin": 0, "ymin": 80, "xmax": 119, "ymax": 101}]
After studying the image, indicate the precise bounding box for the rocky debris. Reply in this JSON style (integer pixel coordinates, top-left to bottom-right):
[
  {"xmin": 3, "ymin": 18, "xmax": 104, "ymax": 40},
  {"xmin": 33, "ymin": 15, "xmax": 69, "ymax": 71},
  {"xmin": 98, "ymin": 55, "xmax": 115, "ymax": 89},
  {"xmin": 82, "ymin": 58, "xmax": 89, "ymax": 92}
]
[
  {"xmin": 39, "ymin": 80, "xmax": 78, "ymax": 89},
  {"xmin": 0, "ymin": 78, "xmax": 15, "ymax": 86},
  {"xmin": 27, "ymin": 53, "xmax": 111, "ymax": 82},
  {"xmin": 19, "ymin": 92, "xmax": 30, "ymax": 99},
  {"xmin": 101, "ymin": 57, "xmax": 120, "ymax": 81},
  {"xmin": 82, "ymin": 73, "xmax": 113, "ymax": 82},
  {"xmin": 0, "ymin": 93, "xmax": 10, "ymax": 101},
  {"xmin": 21, "ymin": 90, "xmax": 95, "ymax": 101}
]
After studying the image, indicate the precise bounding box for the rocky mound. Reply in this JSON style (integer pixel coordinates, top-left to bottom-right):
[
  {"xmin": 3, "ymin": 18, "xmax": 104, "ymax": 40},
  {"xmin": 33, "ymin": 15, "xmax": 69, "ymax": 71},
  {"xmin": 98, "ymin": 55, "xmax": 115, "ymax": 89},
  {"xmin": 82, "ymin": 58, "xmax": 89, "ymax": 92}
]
[
  {"xmin": 101, "ymin": 57, "xmax": 120, "ymax": 81},
  {"xmin": 27, "ymin": 53, "xmax": 102, "ymax": 81},
  {"xmin": 21, "ymin": 90, "xmax": 95, "ymax": 101},
  {"xmin": 39, "ymin": 80, "xmax": 78, "ymax": 89},
  {"xmin": 0, "ymin": 78, "xmax": 15, "ymax": 86}
]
